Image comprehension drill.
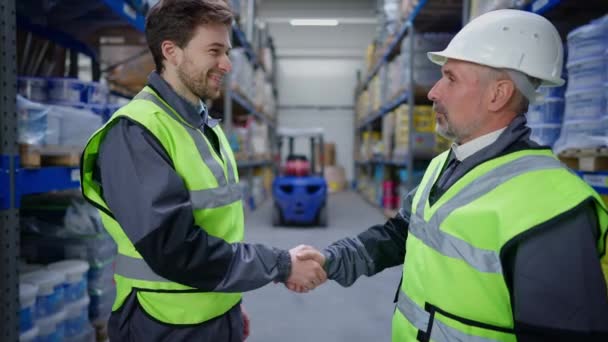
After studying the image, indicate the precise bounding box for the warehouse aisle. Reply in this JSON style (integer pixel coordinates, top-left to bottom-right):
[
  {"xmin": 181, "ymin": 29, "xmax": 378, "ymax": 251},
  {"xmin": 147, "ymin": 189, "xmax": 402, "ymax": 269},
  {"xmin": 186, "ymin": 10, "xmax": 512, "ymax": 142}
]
[{"xmin": 243, "ymin": 191, "xmax": 402, "ymax": 342}]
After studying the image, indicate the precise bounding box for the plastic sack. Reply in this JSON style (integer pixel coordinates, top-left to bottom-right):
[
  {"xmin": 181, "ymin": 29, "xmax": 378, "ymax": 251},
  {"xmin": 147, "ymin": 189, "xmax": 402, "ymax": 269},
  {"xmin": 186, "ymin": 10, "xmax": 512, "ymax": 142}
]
[{"xmin": 17, "ymin": 95, "xmax": 55, "ymax": 146}]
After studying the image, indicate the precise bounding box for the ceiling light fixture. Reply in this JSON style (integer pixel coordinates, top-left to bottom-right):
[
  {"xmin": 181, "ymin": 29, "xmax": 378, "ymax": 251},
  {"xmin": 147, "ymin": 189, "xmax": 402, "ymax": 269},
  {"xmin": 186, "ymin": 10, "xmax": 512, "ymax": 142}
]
[{"xmin": 289, "ymin": 19, "xmax": 339, "ymax": 26}]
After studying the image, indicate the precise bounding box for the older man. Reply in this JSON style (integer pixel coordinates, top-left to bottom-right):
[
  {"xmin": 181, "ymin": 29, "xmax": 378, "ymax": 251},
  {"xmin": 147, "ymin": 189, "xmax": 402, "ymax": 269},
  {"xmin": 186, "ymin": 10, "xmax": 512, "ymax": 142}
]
[{"xmin": 297, "ymin": 9, "xmax": 608, "ymax": 341}]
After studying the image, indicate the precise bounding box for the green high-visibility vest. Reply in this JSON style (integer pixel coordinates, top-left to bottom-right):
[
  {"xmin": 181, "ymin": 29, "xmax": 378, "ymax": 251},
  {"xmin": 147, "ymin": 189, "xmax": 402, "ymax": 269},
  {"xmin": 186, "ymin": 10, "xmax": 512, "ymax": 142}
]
[
  {"xmin": 81, "ymin": 87, "xmax": 244, "ymax": 325},
  {"xmin": 392, "ymin": 149, "xmax": 608, "ymax": 341}
]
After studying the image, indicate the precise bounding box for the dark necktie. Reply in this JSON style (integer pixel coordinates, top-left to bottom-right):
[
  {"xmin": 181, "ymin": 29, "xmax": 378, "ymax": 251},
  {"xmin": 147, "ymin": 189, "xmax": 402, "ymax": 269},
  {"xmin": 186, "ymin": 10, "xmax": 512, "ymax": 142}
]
[{"xmin": 435, "ymin": 155, "xmax": 461, "ymax": 191}]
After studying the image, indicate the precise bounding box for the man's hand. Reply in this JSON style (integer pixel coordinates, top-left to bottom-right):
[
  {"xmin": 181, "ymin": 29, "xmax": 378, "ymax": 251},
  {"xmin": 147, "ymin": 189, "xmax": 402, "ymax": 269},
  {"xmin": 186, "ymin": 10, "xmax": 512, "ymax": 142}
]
[{"xmin": 286, "ymin": 245, "xmax": 327, "ymax": 293}]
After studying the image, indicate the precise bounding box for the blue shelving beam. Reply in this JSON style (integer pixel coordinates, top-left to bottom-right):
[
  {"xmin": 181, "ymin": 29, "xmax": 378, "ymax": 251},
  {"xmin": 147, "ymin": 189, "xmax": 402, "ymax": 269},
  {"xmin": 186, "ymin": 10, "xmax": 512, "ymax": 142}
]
[
  {"xmin": 578, "ymin": 171, "xmax": 608, "ymax": 195},
  {"xmin": 231, "ymin": 91, "xmax": 276, "ymax": 128},
  {"xmin": 17, "ymin": 0, "xmax": 146, "ymax": 61},
  {"xmin": 358, "ymin": 91, "xmax": 409, "ymax": 130},
  {"xmin": 0, "ymin": 155, "xmax": 80, "ymax": 209},
  {"xmin": 15, "ymin": 167, "xmax": 81, "ymax": 207},
  {"xmin": 526, "ymin": 0, "xmax": 562, "ymax": 14},
  {"xmin": 359, "ymin": 0, "xmax": 428, "ymax": 93},
  {"xmin": 102, "ymin": 0, "xmax": 146, "ymax": 32}
]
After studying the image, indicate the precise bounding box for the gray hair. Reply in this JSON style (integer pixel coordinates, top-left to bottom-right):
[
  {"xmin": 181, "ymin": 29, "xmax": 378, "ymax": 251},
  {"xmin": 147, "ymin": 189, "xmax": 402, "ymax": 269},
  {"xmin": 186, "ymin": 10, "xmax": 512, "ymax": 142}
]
[{"xmin": 483, "ymin": 67, "xmax": 541, "ymax": 115}]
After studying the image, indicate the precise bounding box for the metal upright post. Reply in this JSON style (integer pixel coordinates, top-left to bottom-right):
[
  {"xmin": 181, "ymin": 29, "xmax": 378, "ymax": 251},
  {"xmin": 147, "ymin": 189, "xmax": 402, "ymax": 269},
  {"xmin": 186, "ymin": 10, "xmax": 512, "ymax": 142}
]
[
  {"xmin": 224, "ymin": 71, "xmax": 233, "ymax": 132},
  {"xmin": 68, "ymin": 50, "xmax": 79, "ymax": 78},
  {"xmin": 246, "ymin": 0, "xmax": 256, "ymax": 42},
  {"xmin": 1, "ymin": 0, "xmax": 20, "ymax": 340},
  {"xmin": 407, "ymin": 22, "xmax": 416, "ymax": 190}
]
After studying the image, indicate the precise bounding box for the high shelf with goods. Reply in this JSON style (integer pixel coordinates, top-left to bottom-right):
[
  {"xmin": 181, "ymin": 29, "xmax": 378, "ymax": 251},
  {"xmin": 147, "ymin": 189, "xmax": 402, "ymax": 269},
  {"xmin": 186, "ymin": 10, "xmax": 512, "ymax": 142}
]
[
  {"xmin": 1, "ymin": 0, "xmax": 277, "ymax": 340},
  {"xmin": 2, "ymin": 1, "xmax": 154, "ymax": 341},
  {"xmin": 354, "ymin": 0, "xmax": 608, "ymax": 217},
  {"xmin": 353, "ymin": 0, "xmax": 462, "ymax": 216},
  {"xmin": 216, "ymin": 1, "xmax": 279, "ymax": 211}
]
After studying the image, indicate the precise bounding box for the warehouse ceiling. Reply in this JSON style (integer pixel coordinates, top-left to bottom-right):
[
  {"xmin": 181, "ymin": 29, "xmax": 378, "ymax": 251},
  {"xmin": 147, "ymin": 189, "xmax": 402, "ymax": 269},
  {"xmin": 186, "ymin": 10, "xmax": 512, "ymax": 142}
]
[{"xmin": 258, "ymin": 0, "xmax": 378, "ymax": 58}]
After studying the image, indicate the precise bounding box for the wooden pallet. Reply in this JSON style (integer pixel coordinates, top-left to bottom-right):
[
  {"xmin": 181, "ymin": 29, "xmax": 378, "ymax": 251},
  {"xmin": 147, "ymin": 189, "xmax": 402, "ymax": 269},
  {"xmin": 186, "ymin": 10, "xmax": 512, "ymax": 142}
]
[
  {"xmin": 559, "ymin": 147, "xmax": 608, "ymax": 172},
  {"xmin": 19, "ymin": 144, "xmax": 81, "ymax": 168}
]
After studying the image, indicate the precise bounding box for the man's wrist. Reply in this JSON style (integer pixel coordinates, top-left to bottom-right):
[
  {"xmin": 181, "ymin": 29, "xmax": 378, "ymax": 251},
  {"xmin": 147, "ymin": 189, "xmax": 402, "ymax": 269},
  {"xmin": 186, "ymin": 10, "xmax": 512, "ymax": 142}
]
[{"xmin": 275, "ymin": 249, "xmax": 292, "ymax": 283}]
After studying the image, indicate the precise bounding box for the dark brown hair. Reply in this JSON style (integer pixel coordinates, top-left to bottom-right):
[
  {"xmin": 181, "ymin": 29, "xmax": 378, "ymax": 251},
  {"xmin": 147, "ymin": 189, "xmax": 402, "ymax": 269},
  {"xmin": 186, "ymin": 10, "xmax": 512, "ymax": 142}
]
[{"xmin": 145, "ymin": 0, "xmax": 233, "ymax": 73}]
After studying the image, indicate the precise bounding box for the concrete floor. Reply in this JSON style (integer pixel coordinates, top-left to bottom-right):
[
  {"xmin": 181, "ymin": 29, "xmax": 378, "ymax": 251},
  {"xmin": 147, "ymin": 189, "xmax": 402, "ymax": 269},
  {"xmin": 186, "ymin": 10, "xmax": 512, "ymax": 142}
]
[{"xmin": 243, "ymin": 191, "xmax": 402, "ymax": 342}]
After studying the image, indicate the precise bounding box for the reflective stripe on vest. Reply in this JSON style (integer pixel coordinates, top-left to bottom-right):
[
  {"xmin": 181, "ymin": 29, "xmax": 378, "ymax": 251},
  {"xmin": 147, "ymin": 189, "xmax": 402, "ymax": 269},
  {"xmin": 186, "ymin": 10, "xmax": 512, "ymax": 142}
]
[
  {"xmin": 133, "ymin": 91, "xmax": 238, "ymax": 187},
  {"xmin": 409, "ymin": 155, "xmax": 563, "ymax": 274},
  {"xmin": 396, "ymin": 289, "xmax": 503, "ymax": 342},
  {"xmin": 190, "ymin": 184, "xmax": 243, "ymax": 209},
  {"xmin": 115, "ymin": 254, "xmax": 173, "ymax": 283}
]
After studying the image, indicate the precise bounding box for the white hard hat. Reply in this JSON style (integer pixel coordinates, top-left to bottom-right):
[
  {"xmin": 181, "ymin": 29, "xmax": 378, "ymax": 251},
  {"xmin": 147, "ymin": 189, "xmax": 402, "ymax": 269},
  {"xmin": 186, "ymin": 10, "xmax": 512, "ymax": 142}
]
[{"xmin": 427, "ymin": 9, "xmax": 565, "ymax": 87}]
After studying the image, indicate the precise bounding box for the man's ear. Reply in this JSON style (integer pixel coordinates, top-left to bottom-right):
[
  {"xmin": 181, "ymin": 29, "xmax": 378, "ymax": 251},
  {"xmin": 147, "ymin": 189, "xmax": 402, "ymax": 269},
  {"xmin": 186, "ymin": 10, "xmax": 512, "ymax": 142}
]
[
  {"xmin": 488, "ymin": 79, "xmax": 516, "ymax": 112},
  {"xmin": 161, "ymin": 40, "xmax": 181, "ymax": 68}
]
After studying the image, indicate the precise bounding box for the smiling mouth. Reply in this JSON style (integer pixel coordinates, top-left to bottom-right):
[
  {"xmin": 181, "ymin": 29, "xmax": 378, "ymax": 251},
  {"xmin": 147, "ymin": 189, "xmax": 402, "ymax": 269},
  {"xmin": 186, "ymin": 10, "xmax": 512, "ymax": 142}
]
[{"xmin": 209, "ymin": 74, "xmax": 223, "ymax": 84}]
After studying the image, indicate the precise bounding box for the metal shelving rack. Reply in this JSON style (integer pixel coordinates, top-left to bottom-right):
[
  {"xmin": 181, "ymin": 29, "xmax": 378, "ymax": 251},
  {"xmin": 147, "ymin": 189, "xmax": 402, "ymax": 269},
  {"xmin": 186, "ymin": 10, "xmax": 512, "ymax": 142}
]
[
  {"xmin": 221, "ymin": 4, "xmax": 278, "ymax": 210},
  {"xmin": 353, "ymin": 0, "xmax": 608, "ymax": 211},
  {"xmin": 1, "ymin": 0, "xmax": 278, "ymax": 337},
  {"xmin": 353, "ymin": 0, "xmax": 462, "ymax": 205}
]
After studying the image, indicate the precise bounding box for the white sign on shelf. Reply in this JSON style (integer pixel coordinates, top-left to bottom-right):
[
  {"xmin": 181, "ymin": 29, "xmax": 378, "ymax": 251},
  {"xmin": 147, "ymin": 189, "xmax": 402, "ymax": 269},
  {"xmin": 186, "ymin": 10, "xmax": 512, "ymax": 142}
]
[{"xmin": 71, "ymin": 169, "xmax": 81, "ymax": 183}]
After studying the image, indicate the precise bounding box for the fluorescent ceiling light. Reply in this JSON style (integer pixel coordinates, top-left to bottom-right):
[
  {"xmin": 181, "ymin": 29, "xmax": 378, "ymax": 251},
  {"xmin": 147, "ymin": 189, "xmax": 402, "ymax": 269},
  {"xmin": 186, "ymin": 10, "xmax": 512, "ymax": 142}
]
[{"xmin": 290, "ymin": 19, "xmax": 339, "ymax": 26}]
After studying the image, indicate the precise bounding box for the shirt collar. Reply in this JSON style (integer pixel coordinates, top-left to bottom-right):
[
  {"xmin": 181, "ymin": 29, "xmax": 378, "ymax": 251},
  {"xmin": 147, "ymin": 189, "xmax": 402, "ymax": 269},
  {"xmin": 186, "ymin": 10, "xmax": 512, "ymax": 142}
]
[
  {"xmin": 147, "ymin": 72, "xmax": 219, "ymax": 128},
  {"xmin": 451, "ymin": 127, "xmax": 507, "ymax": 161}
]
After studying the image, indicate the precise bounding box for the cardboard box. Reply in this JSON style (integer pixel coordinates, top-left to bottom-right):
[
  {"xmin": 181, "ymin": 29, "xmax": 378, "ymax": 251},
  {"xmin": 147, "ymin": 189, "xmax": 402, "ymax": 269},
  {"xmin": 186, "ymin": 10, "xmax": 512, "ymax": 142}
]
[{"xmin": 324, "ymin": 166, "xmax": 346, "ymax": 193}]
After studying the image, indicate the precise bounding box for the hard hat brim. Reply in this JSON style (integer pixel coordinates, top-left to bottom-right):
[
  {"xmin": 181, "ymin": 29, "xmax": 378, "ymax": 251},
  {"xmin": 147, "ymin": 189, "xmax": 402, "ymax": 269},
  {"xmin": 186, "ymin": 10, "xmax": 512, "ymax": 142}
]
[{"xmin": 426, "ymin": 50, "xmax": 565, "ymax": 87}]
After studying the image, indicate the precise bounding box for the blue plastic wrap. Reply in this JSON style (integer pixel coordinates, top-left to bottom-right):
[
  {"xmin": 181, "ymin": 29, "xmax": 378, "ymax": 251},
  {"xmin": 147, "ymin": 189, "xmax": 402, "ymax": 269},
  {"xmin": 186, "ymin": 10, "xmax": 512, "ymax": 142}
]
[
  {"xmin": 17, "ymin": 95, "xmax": 55, "ymax": 146},
  {"xmin": 566, "ymin": 56, "xmax": 607, "ymax": 91},
  {"xmin": 567, "ymin": 15, "xmax": 608, "ymax": 62},
  {"xmin": 529, "ymin": 124, "xmax": 562, "ymax": 147},
  {"xmin": 18, "ymin": 77, "xmax": 48, "ymax": 102},
  {"xmin": 564, "ymin": 88, "xmax": 605, "ymax": 121},
  {"xmin": 527, "ymin": 97, "xmax": 565, "ymax": 124}
]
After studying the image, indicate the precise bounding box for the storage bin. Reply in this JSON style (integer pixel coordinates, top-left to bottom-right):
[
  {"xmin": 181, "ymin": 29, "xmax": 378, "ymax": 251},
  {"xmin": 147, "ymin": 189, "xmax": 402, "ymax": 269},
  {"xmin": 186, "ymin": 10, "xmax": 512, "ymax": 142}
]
[
  {"xmin": 19, "ymin": 326, "xmax": 39, "ymax": 342},
  {"xmin": 19, "ymin": 283, "xmax": 38, "ymax": 332},
  {"xmin": 18, "ymin": 77, "xmax": 48, "ymax": 102},
  {"xmin": 47, "ymin": 260, "xmax": 89, "ymax": 303},
  {"xmin": 526, "ymin": 97, "xmax": 565, "ymax": 124},
  {"xmin": 20, "ymin": 270, "xmax": 65, "ymax": 319},
  {"xmin": 37, "ymin": 310, "xmax": 66, "ymax": 342},
  {"xmin": 567, "ymin": 20, "xmax": 608, "ymax": 62},
  {"xmin": 64, "ymin": 296, "xmax": 91, "ymax": 338},
  {"xmin": 529, "ymin": 124, "xmax": 562, "ymax": 147},
  {"xmin": 566, "ymin": 56, "xmax": 607, "ymax": 91},
  {"xmin": 564, "ymin": 88, "xmax": 605, "ymax": 120}
]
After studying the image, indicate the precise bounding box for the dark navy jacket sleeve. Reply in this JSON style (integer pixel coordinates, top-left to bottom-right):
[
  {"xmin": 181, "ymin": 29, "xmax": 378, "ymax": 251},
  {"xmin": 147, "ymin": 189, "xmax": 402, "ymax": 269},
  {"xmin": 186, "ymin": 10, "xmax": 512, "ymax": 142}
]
[
  {"xmin": 97, "ymin": 118, "xmax": 291, "ymax": 292},
  {"xmin": 322, "ymin": 188, "xmax": 412, "ymax": 287},
  {"xmin": 504, "ymin": 200, "xmax": 608, "ymax": 340}
]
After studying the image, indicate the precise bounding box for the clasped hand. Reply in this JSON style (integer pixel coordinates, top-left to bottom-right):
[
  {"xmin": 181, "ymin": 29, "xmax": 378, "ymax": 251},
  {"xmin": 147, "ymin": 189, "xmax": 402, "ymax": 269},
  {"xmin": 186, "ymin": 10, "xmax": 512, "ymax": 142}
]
[{"xmin": 285, "ymin": 245, "xmax": 327, "ymax": 293}]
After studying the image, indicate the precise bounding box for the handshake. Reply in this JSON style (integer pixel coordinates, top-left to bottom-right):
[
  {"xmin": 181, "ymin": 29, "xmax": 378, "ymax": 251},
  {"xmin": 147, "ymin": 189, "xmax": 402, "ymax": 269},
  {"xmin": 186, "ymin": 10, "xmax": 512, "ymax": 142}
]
[{"xmin": 284, "ymin": 245, "xmax": 328, "ymax": 293}]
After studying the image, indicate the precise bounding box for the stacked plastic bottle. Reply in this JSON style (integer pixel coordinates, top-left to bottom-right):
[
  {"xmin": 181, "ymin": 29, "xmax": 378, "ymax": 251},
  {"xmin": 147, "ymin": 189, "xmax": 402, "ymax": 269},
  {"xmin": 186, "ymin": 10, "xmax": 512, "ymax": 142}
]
[
  {"xmin": 19, "ymin": 260, "xmax": 94, "ymax": 342},
  {"xmin": 527, "ymin": 84, "xmax": 566, "ymax": 147},
  {"xmin": 554, "ymin": 14, "xmax": 608, "ymax": 153},
  {"xmin": 20, "ymin": 192, "xmax": 118, "ymax": 340}
]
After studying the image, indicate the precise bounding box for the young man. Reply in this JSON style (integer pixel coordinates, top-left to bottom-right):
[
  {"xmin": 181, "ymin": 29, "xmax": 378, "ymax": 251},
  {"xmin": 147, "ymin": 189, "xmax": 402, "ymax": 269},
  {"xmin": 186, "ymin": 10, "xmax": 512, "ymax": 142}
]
[
  {"xmin": 80, "ymin": 1, "xmax": 325, "ymax": 340},
  {"xmin": 297, "ymin": 9, "xmax": 608, "ymax": 341}
]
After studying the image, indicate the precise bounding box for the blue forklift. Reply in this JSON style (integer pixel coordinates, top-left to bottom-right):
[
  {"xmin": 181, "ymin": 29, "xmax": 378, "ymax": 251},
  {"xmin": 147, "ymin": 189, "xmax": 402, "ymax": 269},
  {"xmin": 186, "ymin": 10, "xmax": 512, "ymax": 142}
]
[{"xmin": 272, "ymin": 128, "xmax": 328, "ymax": 227}]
